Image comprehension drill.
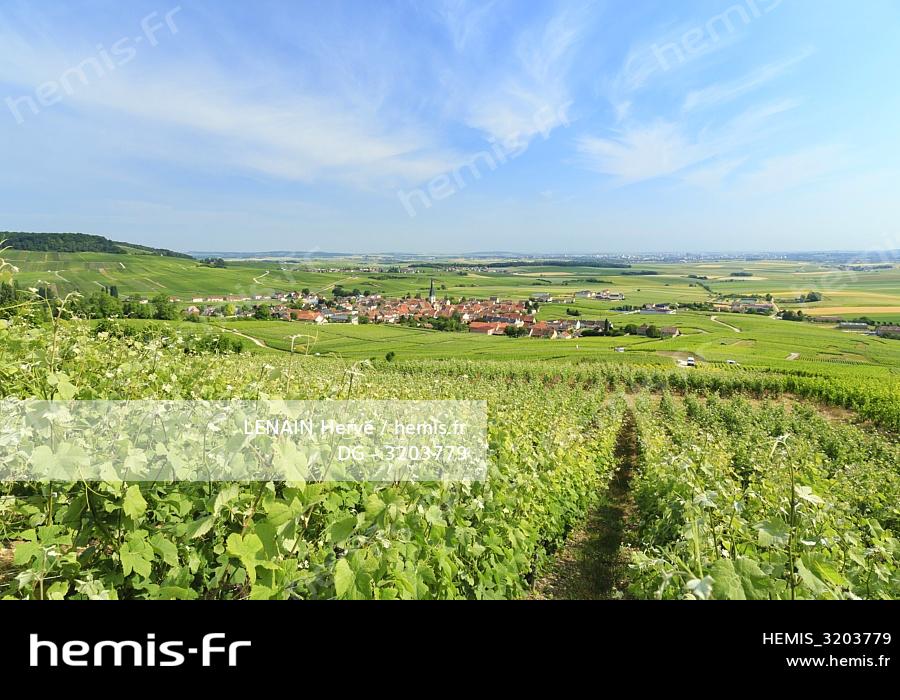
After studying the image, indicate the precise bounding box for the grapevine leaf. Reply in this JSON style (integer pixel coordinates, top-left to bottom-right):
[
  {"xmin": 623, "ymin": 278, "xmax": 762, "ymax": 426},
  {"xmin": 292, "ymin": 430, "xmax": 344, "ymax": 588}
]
[
  {"xmin": 802, "ymin": 553, "xmax": 847, "ymax": 588},
  {"xmin": 180, "ymin": 516, "xmax": 215, "ymax": 540},
  {"xmin": 46, "ymin": 581, "xmax": 70, "ymax": 600},
  {"xmin": 123, "ymin": 485, "xmax": 147, "ymax": 520},
  {"xmin": 214, "ymin": 484, "xmax": 241, "ymax": 515},
  {"xmin": 686, "ymin": 576, "xmax": 714, "ymax": 600},
  {"xmin": 13, "ymin": 541, "xmax": 41, "ymax": 566},
  {"xmin": 226, "ymin": 533, "xmax": 264, "ymax": 584},
  {"xmin": 796, "ymin": 556, "xmax": 829, "ymax": 596},
  {"xmin": 709, "ymin": 560, "xmax": 745, "ymax": 600},
  {"xmin": 732, "ymin": 558, "xmax": 774, "ymax": 600},
  {"xmin": 156, "ymin": 586, "xmax": 199, "ymax": 600},
  {"xmin": 334, "ymin": 558, "xmax": 354, "ymax": 598},
  {"xmin": 328, "ymin": 516, "xmax": 356, "ymax": 545},
  {"xmin": 263, "ymin": 500, "xmax": 295, "ymax": 528},
  {"xmin": 425, "ymin": 505, "xmax": 446, "ymax": 527},
  {"xmin": 756, "ymin": 518, "xmax": 790, "ymax": 548},
  {"xmin": 150, "ymin": 534, "xmax": 179, "ymax": 567},
  {"xmin": 794, "ymin": 485, "xmax": 824, "ymax": 506},
  {"xmin": 120, "ymin": 541, "xmax": 152, "ymax": 578}
]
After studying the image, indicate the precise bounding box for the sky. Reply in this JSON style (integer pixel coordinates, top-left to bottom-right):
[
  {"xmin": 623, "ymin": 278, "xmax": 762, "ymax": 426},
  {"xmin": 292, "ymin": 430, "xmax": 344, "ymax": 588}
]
[{"xmin": 1, "ymin": 0, "xmax": 899, "ymax": 254}]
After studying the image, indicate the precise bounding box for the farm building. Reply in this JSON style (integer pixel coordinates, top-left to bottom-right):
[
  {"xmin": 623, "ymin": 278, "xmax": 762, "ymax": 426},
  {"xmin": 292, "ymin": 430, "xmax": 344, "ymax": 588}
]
[
  {"xmin": 530, "ymin": 323, "xmax": 558, "ymax": 339},
  {"xmin": 640, "ymin": 304, "xmax": 676, "ymax": 315},
  {"xmin": 289, "ymin": 310, "xmax": 326, "ymax": 324},
  {"xmin": 469, "ymin": 322, "xmax": 502, "ymax": 335}
]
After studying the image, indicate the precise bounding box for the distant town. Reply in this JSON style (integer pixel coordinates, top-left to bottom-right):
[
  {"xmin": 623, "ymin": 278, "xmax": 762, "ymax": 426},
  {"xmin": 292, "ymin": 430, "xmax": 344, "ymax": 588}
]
[
  {"xmin": 173, "ymin": 281, "xmax": 691, "ymax": 340},
  {"xmin": 159, "ymin": 280, "xmax": 899, "ymax": 342}
]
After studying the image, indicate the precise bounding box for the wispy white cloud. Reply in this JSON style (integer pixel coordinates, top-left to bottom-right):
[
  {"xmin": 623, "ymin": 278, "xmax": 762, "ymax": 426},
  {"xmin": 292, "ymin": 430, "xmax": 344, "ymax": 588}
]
[
  {"xmin": 462, "ymin": 4, "xmax": 589, "ymax": 151},
  {"xmin": 432, "ymin": 0, "xmax": 500, "ymax": 51},
  {"xmin": 1, "ymin": 3, "xmax": 594, "ymax": 188},
  {"xmin": 733, "ymin": 144, "xmax": 848, "ymax": 196},
  {"xmin": 578, "ymin": 121, "xmax": 708, "ymax": 182},
  {"xmin": 682, "ymin": 46, "xmax": 815, "ymax": 112},
  {"xmin": 603, "ymin": 19, "xmax": 745, "ymax": 122},
  {"xmin": 680, "ymin": 157, "xmax": 748, "ymax": 189},
  {"xmin": 0, "ymin": 14, "xmax": 461, "ymax": 189},
  {"xmin": 576, "ymin": 99, "xmax": 799, "ymax": 184}
]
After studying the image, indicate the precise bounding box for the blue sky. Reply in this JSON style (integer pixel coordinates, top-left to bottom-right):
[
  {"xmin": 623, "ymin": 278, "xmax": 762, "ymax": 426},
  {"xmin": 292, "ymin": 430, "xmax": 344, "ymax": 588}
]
[{"xmin": 1, "ymin": 0, "xmax": 899, "ymax": 253}]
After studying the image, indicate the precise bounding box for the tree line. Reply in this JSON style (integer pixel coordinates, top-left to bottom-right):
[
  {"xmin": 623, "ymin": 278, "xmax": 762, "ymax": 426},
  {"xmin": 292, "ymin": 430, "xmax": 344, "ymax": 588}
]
[{"xmin": 1, "ymin": 231, "xmax": 191, "ymax": 258}]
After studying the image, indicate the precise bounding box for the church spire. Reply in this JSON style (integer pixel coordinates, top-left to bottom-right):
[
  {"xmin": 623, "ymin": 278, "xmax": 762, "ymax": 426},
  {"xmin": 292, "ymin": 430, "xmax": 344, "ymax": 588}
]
[{"xmin": 429, "ymin": 278, "xmax": 436, "ymax": 303}]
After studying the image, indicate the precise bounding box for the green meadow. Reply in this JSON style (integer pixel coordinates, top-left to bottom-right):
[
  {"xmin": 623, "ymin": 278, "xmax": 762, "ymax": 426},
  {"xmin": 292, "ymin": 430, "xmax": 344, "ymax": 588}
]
[
  {"xmin": 6, "ymin": 248, "xmax": 900, "ymax": 378},
  {"xmin": 5, "ymin": 251, "xmax": 899, "ymax": 320},
  {"xmin": 108, "ymin": 307, "xmax": 898, "ymax": 384},
  {"xmin": 212, "ymin": 314, "xmax": 900, "ymax": 376}
]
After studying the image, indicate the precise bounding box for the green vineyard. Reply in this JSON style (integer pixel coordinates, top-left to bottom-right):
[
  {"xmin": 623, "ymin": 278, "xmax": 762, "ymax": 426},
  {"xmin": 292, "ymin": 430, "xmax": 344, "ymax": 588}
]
[
  {"xmin": 1, "ymin": 318, "xmax": 897, "ymax": 599},
  {"xmin": 630, "ymin": 394, "xmax": 899, "ymax": 599}
]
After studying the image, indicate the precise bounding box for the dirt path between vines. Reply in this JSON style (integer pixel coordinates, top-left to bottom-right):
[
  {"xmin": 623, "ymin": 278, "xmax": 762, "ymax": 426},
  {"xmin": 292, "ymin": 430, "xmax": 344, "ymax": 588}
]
[
  {"xmin": 530, "ymin": 412, "xmax": 639, "ymax": 600},
  {"xmin": 710, "ymin": 315, "xmax": 741, "ymax": 333},
  {"xmin": 223, "ymin": 328, "xmax": 267, "ymax": 348}
]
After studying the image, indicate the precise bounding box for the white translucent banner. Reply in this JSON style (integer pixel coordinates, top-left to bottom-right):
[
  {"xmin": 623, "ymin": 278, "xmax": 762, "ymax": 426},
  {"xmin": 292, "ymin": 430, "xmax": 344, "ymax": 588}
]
[{"xmin": 0, "ymin": 400, "xmax": 488, "ymax": 482}]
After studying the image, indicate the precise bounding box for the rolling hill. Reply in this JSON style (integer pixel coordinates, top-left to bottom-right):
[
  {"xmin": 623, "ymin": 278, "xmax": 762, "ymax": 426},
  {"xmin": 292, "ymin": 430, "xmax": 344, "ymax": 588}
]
[{"xmin": 1, "ymin": 231, "xmax": 192, "ymax": 258}]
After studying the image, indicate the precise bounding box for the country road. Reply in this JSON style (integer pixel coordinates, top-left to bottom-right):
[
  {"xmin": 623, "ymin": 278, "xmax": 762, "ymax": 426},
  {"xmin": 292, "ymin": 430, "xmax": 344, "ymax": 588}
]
[
  {"xmin": 224, "ymin": 328, "xmax": 267, "ymax": 348},
  {"xmin": 710, "ymin": 316, "xmax": 741, "ymax": 333}
]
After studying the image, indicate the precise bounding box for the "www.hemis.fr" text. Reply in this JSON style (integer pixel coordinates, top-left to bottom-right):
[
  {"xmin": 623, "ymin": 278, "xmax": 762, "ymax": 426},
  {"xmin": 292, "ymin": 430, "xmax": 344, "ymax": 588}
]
[{"xmin": 786, "ymin": 655, "xmax": 891, "ymax": 669}]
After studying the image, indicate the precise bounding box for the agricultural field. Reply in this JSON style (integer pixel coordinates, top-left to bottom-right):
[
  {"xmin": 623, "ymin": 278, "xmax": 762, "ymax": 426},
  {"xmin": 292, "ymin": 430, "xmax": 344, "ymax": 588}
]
[
  {"xmin": 101, "ymin": 311, "xmax": 900, "ymax": 383},
  {"xmin": 628, "ymin": 394, "xmax": 899, "ymax": 599},
  {"xmin": 5, "ymin": 250, "xmax": 899, "ymax": 323},
  {"xmin": 7, "ymin": 247, "xmax": 898, "ymax": 375},
  {"xmin": 0, "ymin": 315, "xmax": 898, "ymax": 600},
  {"xmin": 223, "ymin": 312, "xmax": 898, "ymax": 366},
  {"xmin": 0, "ymin": 251, "xmax": 351, "ymax": 300},
  {"xmin": 1, "ymin": 249, "xmax": 899, "ymax": 600}
]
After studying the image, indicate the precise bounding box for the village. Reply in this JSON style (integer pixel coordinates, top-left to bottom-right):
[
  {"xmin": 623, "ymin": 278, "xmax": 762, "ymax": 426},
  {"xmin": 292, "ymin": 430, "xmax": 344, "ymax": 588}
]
[
  {"xmin": 163, "ymin": 279, "xmax": 900, "ymax": 343},
  {"xmin": 174, "ymin": 281, "xmax": 689, "ymax": 340}
]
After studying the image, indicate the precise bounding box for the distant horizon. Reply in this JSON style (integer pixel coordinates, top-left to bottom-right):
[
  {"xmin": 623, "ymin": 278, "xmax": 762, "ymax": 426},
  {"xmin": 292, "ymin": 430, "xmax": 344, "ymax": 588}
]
[
  {"xmin": 6, "ymin": 230, "xmax": 900, "ymax": 259},
  {"xmin": 186, "ymin": 247, "xmax": 900, "ymax": 258}
]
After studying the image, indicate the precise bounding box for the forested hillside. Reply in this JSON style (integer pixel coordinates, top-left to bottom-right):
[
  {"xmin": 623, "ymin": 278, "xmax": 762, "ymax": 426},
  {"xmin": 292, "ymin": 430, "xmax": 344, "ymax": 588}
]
[{"xmin": 1, "ymin": 231, "xmax": 191, "ymax": 258}]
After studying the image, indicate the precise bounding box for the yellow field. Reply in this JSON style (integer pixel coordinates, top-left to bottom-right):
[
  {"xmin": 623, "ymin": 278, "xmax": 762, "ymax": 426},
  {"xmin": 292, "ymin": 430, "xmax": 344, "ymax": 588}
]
[
  {"xmin": 808, "ymin": 306, "xmax": 900, "ymax": 315},
  {"xmin": 710, "ymin": 276, "xmax": 768, "ymax": 281},
  {"xmin": 515, "ymin": 272, "xmax": 574, "ymax": 277},
  {"xmin": 819, "ymin": 291, "xmax": 900, "ymax": 299}
]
